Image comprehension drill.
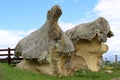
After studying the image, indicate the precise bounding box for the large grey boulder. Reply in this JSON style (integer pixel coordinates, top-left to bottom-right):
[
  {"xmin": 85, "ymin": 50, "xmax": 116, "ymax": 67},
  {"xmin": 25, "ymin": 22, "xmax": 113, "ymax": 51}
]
[
  {"xmin": 66, "ymin": 17, "xmax": 114, "ymax": 44},
  {"xmin": 15, "ymin": 5, "xmax": 75, "ymax": 62}
]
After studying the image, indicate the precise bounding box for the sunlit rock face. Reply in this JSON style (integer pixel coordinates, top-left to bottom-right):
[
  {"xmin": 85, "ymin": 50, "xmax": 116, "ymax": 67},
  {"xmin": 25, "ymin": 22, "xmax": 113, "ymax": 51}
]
[
  {"xmin": 73, "ymin": 37, "xmax": 108, "ymax": 71},
  {"xmin": 66, "ymin": 17, "xmax": 114, "ymax": 72}
]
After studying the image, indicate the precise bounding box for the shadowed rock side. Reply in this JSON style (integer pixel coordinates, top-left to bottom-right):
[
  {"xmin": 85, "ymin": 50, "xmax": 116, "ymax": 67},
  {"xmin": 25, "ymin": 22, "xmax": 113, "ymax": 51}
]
[
  {"xmin": 15, "ymin": 5, "xmax": 74, "ymax": 76},
  {"xmin": 66, "ymin": 17, "xmax": 114, "ymax": 71}
]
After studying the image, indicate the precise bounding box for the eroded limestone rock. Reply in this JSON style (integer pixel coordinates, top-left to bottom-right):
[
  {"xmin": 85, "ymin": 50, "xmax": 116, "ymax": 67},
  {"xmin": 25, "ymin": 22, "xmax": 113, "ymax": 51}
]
[
  {"xmin": 15, "ymin": 5, "xmax": 114, "ymax": 76},
  {"xmin": 15, "ymin": 5, "xmax": 74, "ymax": 76},
  {"xmin": 66, "ymin": 17, "xmax": 114, "ymax": 71}
]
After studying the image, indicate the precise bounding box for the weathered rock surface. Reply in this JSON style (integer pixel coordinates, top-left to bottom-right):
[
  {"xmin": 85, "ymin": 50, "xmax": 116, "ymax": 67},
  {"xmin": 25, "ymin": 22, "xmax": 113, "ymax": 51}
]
[
  {"xmin": 70, "ymin": 37, "xmax": 108, "ymax": 71},
  {"xmin": 66, "ymin": 17, "xmax": 114, "ymax": 71},
  {"xmin": 16, "ymin": 59, "xmax": 52, "ymax": 74},
  {"xmin": 15, "ymin": 5, "xmax": 74, "ymax": 61},
  {"xmin": 66, "ymin": 17, "xmax": 113, "ymax": 44}
]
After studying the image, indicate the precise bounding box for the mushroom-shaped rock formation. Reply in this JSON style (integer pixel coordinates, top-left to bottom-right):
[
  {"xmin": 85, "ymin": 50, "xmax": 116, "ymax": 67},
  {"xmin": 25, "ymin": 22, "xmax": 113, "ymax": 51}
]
[
  {"xmin": 66, "ymin": 17, "xmax": 114, "ymax": 72},
  {"xmin": 15, "ymin": 5, "xmax": 74, "ymax": 76}
]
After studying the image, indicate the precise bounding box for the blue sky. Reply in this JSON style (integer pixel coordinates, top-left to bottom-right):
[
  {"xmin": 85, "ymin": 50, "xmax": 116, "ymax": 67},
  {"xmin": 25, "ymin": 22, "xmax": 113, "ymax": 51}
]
[
  {"xmin": 0, "ymin": 0, "xmax": 120, "ymax": 61},
  {"xmin": 0, "ymin": 0, "xmax": 97, "ymax": 30}
]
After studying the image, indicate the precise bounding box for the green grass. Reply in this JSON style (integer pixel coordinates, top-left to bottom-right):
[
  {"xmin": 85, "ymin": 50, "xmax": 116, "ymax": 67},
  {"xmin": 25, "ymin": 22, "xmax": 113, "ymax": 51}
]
[{"xmin": 0, "ymin": 63, "xmax": 120, "ymax": 80}]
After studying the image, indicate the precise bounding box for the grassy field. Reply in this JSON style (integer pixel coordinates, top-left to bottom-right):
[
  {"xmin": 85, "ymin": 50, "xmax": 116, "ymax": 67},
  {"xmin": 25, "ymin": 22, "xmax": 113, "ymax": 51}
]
[{"xmin": 0, "ymin": 63, "xmax": 120, "ymax": 80}]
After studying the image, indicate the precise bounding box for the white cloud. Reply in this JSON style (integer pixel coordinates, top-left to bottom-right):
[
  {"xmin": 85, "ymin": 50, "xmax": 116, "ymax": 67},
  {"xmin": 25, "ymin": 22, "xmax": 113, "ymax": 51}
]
[
  {"xmin": 94, "ymin": 0, "xmax": 120, "ymax": 58},
  {"xmin": 0, "ymin": 30, "xmax": 33, "ymax": 49},
  {"xmin": 94, "ymin": 0, "xmax": 120, "ymax": 20}
]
